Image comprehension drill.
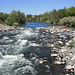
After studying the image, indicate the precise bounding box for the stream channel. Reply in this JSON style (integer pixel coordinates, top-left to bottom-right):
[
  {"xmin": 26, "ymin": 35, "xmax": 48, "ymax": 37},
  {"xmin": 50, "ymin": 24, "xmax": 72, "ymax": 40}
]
[{"xmin": 0, "ymin": 22, "xmax": 65, "ymax": 75}]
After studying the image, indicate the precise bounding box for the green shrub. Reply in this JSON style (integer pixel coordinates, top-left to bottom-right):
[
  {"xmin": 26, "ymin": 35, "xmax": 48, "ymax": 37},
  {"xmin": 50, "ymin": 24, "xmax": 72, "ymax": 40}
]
[
  {"xmin": 5, "ymin": 10, "xmax": 26, "ymax": 25},
  {"xmin": 59, "ymin": 16, "xmax": 75, "ymax": 27},
  {"xmin": 68, "ymin": 41, "xmax": 74, "ymax": 48},
  {"xmin": 4, "ymin": 17, "xmax": 15, "ymax": 25}
]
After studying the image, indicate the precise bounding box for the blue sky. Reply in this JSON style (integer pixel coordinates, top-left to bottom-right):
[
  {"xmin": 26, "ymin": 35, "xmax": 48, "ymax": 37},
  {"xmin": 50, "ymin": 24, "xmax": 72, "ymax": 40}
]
[{"xmin": 0, "ymin": 0, "xmax": 75, "ymax": 15}]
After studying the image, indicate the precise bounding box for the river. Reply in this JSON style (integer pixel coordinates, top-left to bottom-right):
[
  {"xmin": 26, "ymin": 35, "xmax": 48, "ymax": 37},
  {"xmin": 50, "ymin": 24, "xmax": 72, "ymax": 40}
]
[{"xmin": 0, "ymin": 22, "xmax": 64, "ymax": 75}]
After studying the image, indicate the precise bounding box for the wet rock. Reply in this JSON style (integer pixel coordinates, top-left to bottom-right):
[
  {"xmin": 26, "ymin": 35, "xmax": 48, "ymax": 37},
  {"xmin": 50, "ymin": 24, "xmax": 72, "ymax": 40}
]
[
  {"xmin": 63, "ymin": 37, "xmax": 67, "ymax": 39},
  {"xmin": 0, "ymin": 52, "xmax": 3, "ymax": 58},
  {"xmin": 3, "ymin": 36, "xmax": 9, "ymax": 40},
  {"xmin": 38, "ymin": 61, "xmax": 43, "ymax": 64},
  {"xmin": 39, "ymin": 39, "xmax": 42, "ymax": 41},
  {"xmin": 14, "ymin": 66, "xmax": 36, "ymax": 75}
]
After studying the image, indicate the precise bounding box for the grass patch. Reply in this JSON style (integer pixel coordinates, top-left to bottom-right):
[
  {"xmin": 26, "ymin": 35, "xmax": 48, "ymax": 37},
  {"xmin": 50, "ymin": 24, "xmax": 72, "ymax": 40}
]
[{"xmin": 68, "ymin": 41, "xmax": 74, "ymax": 48}]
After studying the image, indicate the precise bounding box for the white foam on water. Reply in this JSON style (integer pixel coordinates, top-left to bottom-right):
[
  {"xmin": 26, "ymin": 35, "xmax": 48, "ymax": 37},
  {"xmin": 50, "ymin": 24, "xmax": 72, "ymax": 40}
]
[
  {"xmin": 0, "ymin": 27, "xmax": 40, "ymax": 75},
  {"xmin": 29, "ymin": 43, "xmax": 39, "ymax": 47},
  {"xmin": 16, "ymin": 39, "xmax": 28, "ymax": 46},
  {"xmin": 17, "ymin": 28, "xmax": 39, "ymax": 39},
  {"xmin": 0, "ymin": 27, "xmax": 39, "ymax": 55},
  {"xmin": 14, "ymin": 66, "xmax": 37, "ymax": 75},
  {"xmin": 0, "ymin": 54, "xmax": 24, "ymax": 69},
  {"xmin": 0, "ymin": 54, "xmax": 37, "ymax": 75},
  {"xmin": 23, "ymin": 29, "xmax": 35, "ymax": 36},
  {"xmin": 3, "ymin": 36, "xmax": 9, "ymax": 40},
  {"xmin": 5, "ymin": 39, "xmax": 13, "ymax": 43}
]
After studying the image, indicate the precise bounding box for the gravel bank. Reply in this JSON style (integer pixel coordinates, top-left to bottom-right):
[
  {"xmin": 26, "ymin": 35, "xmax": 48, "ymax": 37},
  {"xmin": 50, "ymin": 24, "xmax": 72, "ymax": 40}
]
[
  {"xmin": 36, "ymin": 26, "xmax": 75, "ymax": 75},
  {"xmin": 0, "ymin": 24, "xmax": 20, "ymax": 32}
]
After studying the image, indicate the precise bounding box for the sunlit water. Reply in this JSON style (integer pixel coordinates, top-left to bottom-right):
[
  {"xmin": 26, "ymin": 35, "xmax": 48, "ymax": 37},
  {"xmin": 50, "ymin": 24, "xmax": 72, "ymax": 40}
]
[
  {"xmin": 19, "ymin": 22, "xmax": 52, "ymax": 27},
  {"xmin": 0, "ymin": 22, "xmax": 64, "ymax": 75}
]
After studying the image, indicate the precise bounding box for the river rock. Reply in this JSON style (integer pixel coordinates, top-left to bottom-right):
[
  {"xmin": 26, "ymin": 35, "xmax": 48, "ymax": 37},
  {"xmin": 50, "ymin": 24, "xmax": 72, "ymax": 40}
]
[
  {"xmin": 0, "ymin": 52, "xmax": 3, "ymax": 58},
  {"xmin": 73, "ymin": 37, "xmax": 75, "ymax": 41},
  {"xmin": 60, "ymin": 49, "xmax": 67, "ymax": 53},
  {"xmin": 54, "ymin": 61, "xmax": 65, "ymax": 65},
  {"xmin": 51, "ymin": 54, "xmax": 58, "ymax": 57},
  {"xmin": 58, "ymin": 41, "xmax": 63, "ymax": 45},
  {"xmin": 50, "ymin": 44, "xmax": 55, "ymax": 47},
  {"xmin": 65, "ymin": 65, "xmax": 74, "ymax": 70},
  {"xmin": 66, "ymin": 42, "xmax": 69, "ymax": 46},
  {"xmin": 63, "ymin": 37, "xmax": 66, "ymax": 39},
  {"xmin": 38, "ymin": 61, "xmax": 43, "ymax": 64}
]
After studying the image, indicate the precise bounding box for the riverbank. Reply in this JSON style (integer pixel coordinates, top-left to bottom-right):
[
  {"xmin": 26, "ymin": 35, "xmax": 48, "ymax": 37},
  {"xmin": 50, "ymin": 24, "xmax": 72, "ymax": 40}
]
[
  {"xmin": 0, "ymin": 24, "xmax": 20, "ymax": 32},
  {"xmin": 36, "ymin": 26, "xmax": 75, "ymax": 74}
]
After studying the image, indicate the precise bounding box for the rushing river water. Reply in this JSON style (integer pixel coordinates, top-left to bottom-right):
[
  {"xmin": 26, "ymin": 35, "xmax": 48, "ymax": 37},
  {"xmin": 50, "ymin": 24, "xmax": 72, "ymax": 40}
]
[{"xmin": 0, "ymin": 22, "xmax": 64, "ymax": 75}]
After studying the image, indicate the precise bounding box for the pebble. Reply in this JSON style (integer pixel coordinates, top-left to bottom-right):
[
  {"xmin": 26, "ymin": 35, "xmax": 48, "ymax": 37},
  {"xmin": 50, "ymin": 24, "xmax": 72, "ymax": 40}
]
[
  {"xmin": 51, "ymin": 54, "xmax": 58, "ymax": 57},
  {"xmin": 50, "ymin": 44, "xmax": 55, "ymax": 47},
  {"xmin": 54, "ymin": 61, "xmax": 65, "ymax": 65},
  {"xmin": 58, "ymin": 41, "xmax": 63, "ymax": 44},
  {"xmin": 38, "ymin": 61, "xmax": 43, "ymax": 64},
  {"xmin": 65, "ymin": 65, "xmax": 74, "ymax": 70}
]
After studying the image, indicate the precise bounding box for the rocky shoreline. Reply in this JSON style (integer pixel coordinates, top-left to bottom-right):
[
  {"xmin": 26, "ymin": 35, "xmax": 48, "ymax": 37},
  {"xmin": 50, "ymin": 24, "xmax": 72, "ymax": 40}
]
[
  {"xmin": 0, "ymin": 24, "xmax": 20, "ymax": 32},
  {"xmin": 36, "ymin": 26, "xmax": 75, "ymax": 75}
]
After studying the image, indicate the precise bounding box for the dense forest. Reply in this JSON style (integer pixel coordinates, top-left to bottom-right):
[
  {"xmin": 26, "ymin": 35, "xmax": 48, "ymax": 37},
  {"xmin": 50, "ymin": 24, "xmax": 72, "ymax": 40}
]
[{"xmin": 0, "ymin": 6, "xmax": 75, "ymax": 27}]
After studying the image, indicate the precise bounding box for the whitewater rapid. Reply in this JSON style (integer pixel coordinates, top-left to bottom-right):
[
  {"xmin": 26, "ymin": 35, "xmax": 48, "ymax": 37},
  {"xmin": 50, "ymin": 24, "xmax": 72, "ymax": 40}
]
[{"xmin": 0, "ymin": 27, "xmax": 42, "ymax": 75}]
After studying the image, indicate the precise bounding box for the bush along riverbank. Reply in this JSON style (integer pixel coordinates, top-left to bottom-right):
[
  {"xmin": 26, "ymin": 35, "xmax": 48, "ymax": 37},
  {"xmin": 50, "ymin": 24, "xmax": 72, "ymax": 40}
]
[
  {"xmin": 0, "ymin": 10, "xmax": 26, "ymax": 26},
  {"xmin": 35, "ymin": 26, "xmax": 75, "ymax": 74}
]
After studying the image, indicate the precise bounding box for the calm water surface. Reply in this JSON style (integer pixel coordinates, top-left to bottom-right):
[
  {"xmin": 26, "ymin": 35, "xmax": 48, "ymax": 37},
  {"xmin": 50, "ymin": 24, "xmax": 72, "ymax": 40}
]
[{"xmin": 19, "ymin": 22, "xmax": 53, "ymax": 27}]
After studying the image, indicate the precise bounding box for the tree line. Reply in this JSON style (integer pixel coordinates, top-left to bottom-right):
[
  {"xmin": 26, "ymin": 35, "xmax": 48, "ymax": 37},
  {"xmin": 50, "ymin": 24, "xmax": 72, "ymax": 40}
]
[
  {"xmin": 27, "ymin": 6, "xmax": 75, "ymax": 27},
  {"xmin": 0, "ymin": 6, "xmax": 75, "ymax": 27}
]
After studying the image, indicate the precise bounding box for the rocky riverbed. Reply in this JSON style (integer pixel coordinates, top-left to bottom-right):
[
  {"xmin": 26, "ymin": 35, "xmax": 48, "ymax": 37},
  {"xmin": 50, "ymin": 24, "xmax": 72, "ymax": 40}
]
[
  {"xmin": 0, "ymin": 24, "xmax": 75, "ymax": 75},
  {"xmin": 35, "ymin": 26, "xmax": 75, "ymax": 75}
]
